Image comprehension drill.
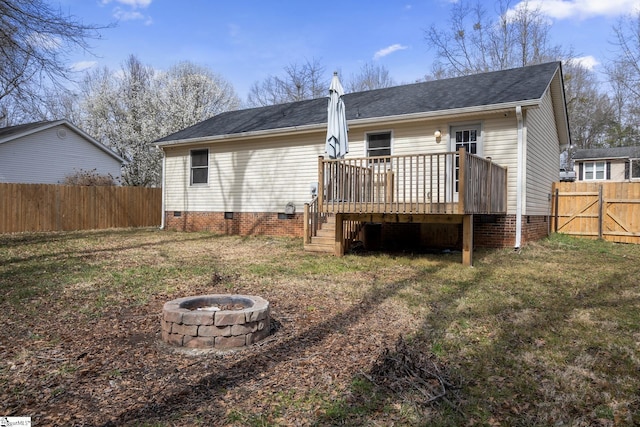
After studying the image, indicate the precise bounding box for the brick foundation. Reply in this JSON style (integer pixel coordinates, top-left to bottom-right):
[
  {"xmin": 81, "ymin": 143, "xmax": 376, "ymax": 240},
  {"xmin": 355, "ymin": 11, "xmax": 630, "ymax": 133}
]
[
  {"xmin": 165, "ymin": 211, "xmax": 304, "ymax": 237},
  {"xmin": 165, "ymin": 211, "xmax": 549, "ymax": 250},
  {"xmin": 474, "ymin": 215, "xmax": 550, "ymax": 248}
]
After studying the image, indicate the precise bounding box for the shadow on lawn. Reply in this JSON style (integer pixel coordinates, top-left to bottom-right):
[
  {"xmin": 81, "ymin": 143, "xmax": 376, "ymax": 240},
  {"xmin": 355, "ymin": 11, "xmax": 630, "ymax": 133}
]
[
  {"xmin": 315, "ymin": 255, "xmax": 640, "ymax": 425},
  {"xmin": 100, "ymin": 266, "xmax": 441, "ymax": 426}
]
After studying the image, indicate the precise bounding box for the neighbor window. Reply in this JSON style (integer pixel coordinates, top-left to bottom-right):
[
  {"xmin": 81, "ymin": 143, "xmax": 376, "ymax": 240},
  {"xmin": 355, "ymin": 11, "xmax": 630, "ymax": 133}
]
[
  {"xmin": 190, "ymin": 149, "xmax": 209, "ymax": 185},
  {"xmin": 631, "ymin": 159, "xmax": 640, "ymax": 180},
  {"xmin": 366, "ymin": 131, "xmax": 391, "ymax": 161},
  {"xmin": 583, "ymin": 161, "xmax": 607, "ymax": 181}
]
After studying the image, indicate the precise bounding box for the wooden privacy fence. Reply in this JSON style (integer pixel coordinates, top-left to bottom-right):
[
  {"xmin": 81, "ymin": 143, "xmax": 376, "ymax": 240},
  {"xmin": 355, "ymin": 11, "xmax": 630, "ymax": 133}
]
[
  {"xmin": 0, "ymin": 183, "xmax": 162, "ymax": 234},
  {"xmin": 551, "ymin": 181, "xmax": 640, "ymax": 244}
]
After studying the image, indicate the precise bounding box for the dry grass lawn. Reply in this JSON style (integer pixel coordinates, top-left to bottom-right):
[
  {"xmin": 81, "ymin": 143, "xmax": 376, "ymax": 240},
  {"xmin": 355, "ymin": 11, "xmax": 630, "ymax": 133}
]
[{"xmin": 0, "ymin": 229, "xmax": 639, "ymax": 426}]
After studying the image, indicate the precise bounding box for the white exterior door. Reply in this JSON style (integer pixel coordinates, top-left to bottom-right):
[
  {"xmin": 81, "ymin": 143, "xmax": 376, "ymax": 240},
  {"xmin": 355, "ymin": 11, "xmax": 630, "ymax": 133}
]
[{"xmin": 449, "ymin": 124, "xmax": 482, "ymax": 201}]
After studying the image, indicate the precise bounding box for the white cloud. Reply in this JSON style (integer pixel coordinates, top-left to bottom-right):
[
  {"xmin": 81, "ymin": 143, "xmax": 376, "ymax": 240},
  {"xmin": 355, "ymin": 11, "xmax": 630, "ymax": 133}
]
[
  {"xmin": 71, "ymin": 61, "xmax": 98, "ymax": 72},
  {"xmin": 112, "ymin": 6, "xmax": 153, "ymax": 25},
  {"xmin": 373, "ymin": 44, "xmax": 408, "ymax": 60},
  {"xmin": 567, "ymin": 55, "xmax": 599, "ymax": 69},
  {"xmin": 114, "ymin": 8, "xmax": 144, "ymax": 21},
  {"xmin": 101, "ymin": 0, "xmax": 152, "ymax": 8},
  {"xmin": 521, "ymin": 0, "xmax": 640, "ymax": 20}
]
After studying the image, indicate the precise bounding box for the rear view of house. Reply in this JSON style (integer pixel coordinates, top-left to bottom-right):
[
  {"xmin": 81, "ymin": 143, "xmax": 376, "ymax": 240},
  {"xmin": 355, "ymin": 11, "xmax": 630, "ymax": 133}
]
[
  {"xmin": 0, "ymin": 120, "xmax": 124, "ymax": 184},
  {"xmin": 156, "ymin": 62, "xmax": 570, "ymax": 264}
]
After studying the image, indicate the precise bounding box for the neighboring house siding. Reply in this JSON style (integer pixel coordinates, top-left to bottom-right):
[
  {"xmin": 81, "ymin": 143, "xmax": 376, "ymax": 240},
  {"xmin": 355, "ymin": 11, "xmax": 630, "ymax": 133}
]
[
  {"xmin": 610, "ymin": 162, "xmax": 627, "ymax": 181},
  {"xmin": 0, "ymin": 124, "xmax": 122, "ymax": 184},
  {"xmin": 524, "ymin": 90, "xmax": 560, "ymax": 216}
]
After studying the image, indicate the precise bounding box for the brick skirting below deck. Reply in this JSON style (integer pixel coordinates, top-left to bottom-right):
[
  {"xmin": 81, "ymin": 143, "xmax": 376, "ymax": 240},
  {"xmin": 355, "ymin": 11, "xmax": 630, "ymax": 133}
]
[
  {"xmin": 165, "ymin": 211, "xmax": 304, "ymax": 237},
  {"xmin": 165, "ymin": 211, "xmax": 550, "ymax": 249}
]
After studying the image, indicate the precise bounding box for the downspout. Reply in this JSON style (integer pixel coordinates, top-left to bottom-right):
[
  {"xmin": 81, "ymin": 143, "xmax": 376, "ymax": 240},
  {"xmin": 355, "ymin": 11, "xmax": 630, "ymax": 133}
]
[
  {"xmin": 515, "ymin": 106, "xmax": 523, "ymax": 249},
  {"xmin": 159, "ymin": 147, "xmax": 166, "ymax": 230}
]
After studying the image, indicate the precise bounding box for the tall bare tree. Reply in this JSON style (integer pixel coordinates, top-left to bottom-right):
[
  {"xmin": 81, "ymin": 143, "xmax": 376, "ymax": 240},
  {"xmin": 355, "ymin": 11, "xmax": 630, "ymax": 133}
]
[
  {"xmin": 0, "ymin": 0, "xmax": 108, "ymax": 125},
  {"xmin": 605, "ymin": 11, "xmax": 640, "ymax": 146},
  {"xmin": 346, "ymin": 62, "xmax": 396, "ymax": 92},
  {"xmin": 563, "ymin": 61, "xmax": 614, "ymax": 150},
  {"xmin": 246, "ymin": 58, "xmax": 327, "ymax": 106},
  {"xmin": 424, "ymin": 0, "xmax": 567, "ymax": 77}
]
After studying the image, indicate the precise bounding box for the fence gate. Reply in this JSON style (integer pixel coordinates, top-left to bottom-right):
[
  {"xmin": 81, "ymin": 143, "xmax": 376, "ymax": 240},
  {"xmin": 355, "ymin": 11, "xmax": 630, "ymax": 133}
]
[{"xmin": 552, "ymin": 182, "xmax": 640, "ymax": 244}]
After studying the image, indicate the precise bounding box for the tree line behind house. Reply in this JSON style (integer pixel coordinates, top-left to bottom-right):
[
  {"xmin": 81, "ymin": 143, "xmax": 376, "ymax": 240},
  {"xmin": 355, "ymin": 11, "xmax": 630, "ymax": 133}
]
[{"xmin": 1, "ymin": 0, "xmax": 638, "ymax": 186}]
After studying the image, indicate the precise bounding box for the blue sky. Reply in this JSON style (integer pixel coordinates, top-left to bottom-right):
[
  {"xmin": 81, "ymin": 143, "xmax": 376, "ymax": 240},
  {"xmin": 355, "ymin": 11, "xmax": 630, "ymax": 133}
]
[{"xmin": 59, "ymin": 0, "xmax": 640, "ymax": 100}]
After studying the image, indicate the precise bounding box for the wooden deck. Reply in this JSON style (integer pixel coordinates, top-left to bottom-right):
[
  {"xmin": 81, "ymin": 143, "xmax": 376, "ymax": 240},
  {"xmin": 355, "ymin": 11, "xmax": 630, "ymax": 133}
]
[{"xmin": 304, "ymin": 148, "xmax": 508, "ymax": 266}]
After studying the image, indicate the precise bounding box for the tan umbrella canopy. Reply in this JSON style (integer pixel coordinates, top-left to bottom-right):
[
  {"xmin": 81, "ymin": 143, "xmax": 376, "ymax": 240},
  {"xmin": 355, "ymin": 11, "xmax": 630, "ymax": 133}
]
[{"xmin": 325, "ymin": 72, "xmax": 348, "ymax": 159}]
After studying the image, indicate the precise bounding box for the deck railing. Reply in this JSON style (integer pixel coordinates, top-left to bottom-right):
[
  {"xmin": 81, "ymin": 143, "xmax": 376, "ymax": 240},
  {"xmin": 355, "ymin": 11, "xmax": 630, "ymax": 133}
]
[
  {"xmin": 317, "ymin": 148, "xmax": 507, "ymax": 215},
  {"xmin": 303, "ymin": 195, "xmax": 323, "ymax": 244}
]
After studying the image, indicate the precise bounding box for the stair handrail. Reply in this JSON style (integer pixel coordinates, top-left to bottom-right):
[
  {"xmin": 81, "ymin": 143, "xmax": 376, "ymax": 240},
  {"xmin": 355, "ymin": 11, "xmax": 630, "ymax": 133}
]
[{"xmin": 304, "ymin": 195, "xmax": 320, "ymax": 244}]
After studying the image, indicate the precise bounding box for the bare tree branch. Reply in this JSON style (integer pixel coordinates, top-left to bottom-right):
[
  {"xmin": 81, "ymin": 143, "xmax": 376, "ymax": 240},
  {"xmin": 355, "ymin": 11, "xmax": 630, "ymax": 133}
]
[
  {"xmin": 0, "ymin": 0, "xmax": 111, "ymax": 125},
  {"xmin": 246, "ymin": 58, "xmax": 327, "ymax": 106}
]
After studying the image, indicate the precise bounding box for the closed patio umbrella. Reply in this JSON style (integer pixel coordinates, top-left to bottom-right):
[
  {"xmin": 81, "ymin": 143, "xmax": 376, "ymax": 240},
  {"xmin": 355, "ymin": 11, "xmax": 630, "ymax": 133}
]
[{"xmin": 325, "ymin": 72, "xmax": 348, "ymax": 159}]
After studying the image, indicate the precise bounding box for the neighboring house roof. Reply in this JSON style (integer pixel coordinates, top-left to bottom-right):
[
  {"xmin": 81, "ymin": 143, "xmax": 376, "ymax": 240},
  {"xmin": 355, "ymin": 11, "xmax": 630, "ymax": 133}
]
[
  {"xmin": 0, "ymin": 119, "xmax": 125, "ymax": 163},
  {"xmin": 157, "ymin": 61, "xmax": 569, "ymax": 147},
  {"xmin": 573, "ymin": 146, "xmax": 640, "ymax": 161}
]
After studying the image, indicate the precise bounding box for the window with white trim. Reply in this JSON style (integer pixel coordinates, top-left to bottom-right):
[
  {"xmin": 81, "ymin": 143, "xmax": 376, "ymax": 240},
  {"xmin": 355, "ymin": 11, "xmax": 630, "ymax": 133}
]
[
  {"xmin": 190, "ymin": 149, "xmax": 209, "ymax": 185},
  {"xmin": 583, "ymin": 161, "xmax": 608, "ymax": 180},
  {"xmin": 366, "ymin": 131, "xmax": 391, "ymax": 162}
]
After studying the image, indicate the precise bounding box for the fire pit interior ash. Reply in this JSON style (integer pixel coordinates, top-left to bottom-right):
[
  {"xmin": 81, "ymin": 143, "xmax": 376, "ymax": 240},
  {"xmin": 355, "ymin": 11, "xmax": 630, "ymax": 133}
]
[{"xmin": 161, "ymin": 294, "xmax": 270, "ymax": 350}]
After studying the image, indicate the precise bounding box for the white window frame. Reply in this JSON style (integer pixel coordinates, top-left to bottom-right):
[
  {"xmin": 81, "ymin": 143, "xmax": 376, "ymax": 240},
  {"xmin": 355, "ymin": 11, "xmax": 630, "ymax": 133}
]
[
  {"xmin": 190, "ymin": 148, "xmax": 209, "ymax": 185},
  {"xmin": 583, "ymin": 161, "xmax": 607, "ymax": 181},
  {"xmin": 365, "ymin": 130, "xmax": 392, "ymax": 162}
]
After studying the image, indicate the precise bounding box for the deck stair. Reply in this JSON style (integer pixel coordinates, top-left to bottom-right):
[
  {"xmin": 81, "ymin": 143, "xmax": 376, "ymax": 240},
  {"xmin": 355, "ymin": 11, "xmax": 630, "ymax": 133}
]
[{"xmin": 304, "ymin": 214, "xmax": 335, "ymax": 253}]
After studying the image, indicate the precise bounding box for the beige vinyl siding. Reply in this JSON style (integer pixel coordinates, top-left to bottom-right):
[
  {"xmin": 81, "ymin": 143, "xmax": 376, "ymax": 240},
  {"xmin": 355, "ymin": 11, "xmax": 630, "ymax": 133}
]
[
  {"xmin": 164, "ymin": 111, "xmax": 534, "ymax": 216},
  {"xmin": 477, "ymin": 116, "xmax": 518, "ymax": 214},
  {"xmin": 525, "ymin": 90, "xmax": 560, "ymax": 215},
  {"xmin": 610, "ymin": 161, "xmax": 628, "ymax": 181},
  {"xmin": 164, "ymin": 132, "xmax": 326, "ymax": 213},
  {"xmin": 346, "ymin": 122, "xmax": 447, "ymax": 158}
]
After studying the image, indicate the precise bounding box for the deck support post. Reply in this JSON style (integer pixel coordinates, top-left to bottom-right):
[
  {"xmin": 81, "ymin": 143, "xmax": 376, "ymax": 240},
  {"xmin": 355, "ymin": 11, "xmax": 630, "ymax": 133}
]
[
  {"xmin": 462, "ymin": 214, "xmax": 473, "ymax": 266},
  {"xmin": 318, "ymin": 156, "xmax": 324, "ymax": 212},
  {"xmin": 303, "ymin": 203, "xmax": 310, "ymax": 244},
  {"xmin": 334, "ymin": 213, "xmax": 344, "ymax": 257}
]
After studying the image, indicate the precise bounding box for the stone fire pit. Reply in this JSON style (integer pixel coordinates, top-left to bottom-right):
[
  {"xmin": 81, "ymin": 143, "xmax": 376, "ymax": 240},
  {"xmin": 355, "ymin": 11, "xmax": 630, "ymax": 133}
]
[{"xmin": 161, "ymin": 294, "xmax": 270, "ymax": 350}]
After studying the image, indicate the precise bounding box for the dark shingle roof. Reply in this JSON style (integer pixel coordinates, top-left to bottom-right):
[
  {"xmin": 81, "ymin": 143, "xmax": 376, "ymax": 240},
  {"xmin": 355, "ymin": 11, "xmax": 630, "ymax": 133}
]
[
  {"xmin": 0, "ymin": 121, "xmax": 55, "ymax": 141},
  {"xmin": 157, "ymin": 62, "xmax": 561, "ymax": 144},
  {"xmin": 573, "ymin": 146, "xmax": 640, "ymax": 160}
]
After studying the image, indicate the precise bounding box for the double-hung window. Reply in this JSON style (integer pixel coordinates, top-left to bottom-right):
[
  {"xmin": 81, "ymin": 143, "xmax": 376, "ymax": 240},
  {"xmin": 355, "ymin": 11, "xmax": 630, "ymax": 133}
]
[
  {"xmin": 366, "ymin": 131, "xmax": 391, "ymax": 162},
  {"xmin": 190, "ymin": 149, "xmax": 209, "ymax": 185},
  {"xmin": 583, "ymin": 161, "xmax": 607, "ymax": 181}
]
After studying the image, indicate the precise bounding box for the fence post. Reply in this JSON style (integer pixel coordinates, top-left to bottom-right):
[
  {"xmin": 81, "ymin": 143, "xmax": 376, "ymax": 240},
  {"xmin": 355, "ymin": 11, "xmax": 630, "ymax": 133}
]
[
  {"xmin": 598, "ymin": 185, "xmax": 603, "ymax": 240},
  {"xmin": 554, "ymin": 187, "xmax": 559, "ymax": 233}
]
